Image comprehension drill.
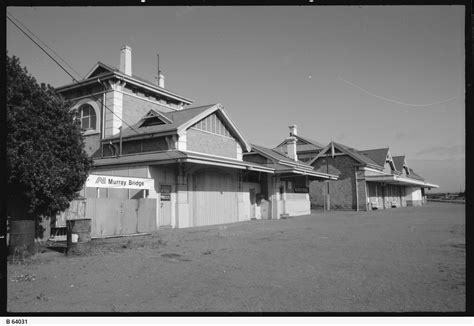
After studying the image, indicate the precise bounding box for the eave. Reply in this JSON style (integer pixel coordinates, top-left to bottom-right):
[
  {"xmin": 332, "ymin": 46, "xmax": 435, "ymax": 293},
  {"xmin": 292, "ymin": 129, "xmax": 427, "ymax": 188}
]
[
  {"xmin": 365, "ymin": 174, "xmax": 439, "ymax": 188},
  {"xmin": 93, "ymin": 150, "xmax": 274, "ymax": 173},
  {"xmin": 55, "ymin": 71, "xmax": 193, "ymax": 105}
]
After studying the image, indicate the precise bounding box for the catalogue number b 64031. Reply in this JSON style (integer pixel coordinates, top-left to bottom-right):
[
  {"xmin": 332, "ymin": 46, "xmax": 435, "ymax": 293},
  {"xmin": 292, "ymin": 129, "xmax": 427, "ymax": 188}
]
[{"xmin": 6, "ymin": 319, "xmax": 27, "ymax": 325}]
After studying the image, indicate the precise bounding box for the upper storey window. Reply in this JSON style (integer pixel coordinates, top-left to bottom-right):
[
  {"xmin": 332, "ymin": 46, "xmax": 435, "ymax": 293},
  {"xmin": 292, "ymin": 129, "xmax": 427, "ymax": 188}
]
[{"xmin": 78, "ymin": 104, "xmax": 97, "ymax": 131}]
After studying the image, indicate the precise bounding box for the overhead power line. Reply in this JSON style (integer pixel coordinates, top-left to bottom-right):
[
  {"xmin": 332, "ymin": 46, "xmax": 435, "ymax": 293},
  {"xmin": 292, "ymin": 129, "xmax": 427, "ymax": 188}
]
[
  {"xmin": 338, "ymin": 75, "xmax": 459, "ymax": 108},
  {"xmin": 7, "ymin": 13, "xmax": 140, "ymax": 135},
  {"xmin": 7, "ymin": 12, "xmax": 83, "ymax": 81},
  {"xmin": 7, "ymin": 14, "xmax": 79, "ymax": 83}
]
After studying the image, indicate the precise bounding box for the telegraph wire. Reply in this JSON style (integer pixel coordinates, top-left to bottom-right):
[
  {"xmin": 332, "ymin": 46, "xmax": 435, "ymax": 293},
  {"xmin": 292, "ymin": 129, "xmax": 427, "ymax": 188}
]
[
  {"xmin": 7, "ymin": 15, "xmax": 79, "ymax": 83},
  {"xmin": 7, "ymin": 13, "xmax": 141, "ymax": 135},
  {"xmin": 337, "ymin": 75, "xmax": 459, "ymax": 108},
  {"xmin": 7, "ymin": 12, "xmax": 84, "ymax": 82}
]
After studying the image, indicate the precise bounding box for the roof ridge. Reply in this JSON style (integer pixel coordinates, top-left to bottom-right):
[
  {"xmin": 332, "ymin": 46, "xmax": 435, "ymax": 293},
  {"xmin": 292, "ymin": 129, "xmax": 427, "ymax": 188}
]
[
  {"xmin": 97, "ymin": 61, "xmax": 118, "ymax": 71},
  {"xmin": 295, "ymin": 134, "xmax": 325, "ymax": 147},
  {"xmin": 251, "ymin": 143, "xmax": 314, "ymax": 167},
  {"xmin": 359, "ymin": 147, "xmax": 389, "ymax": 152},
  {"xmin": 174, "ymin": 104, "xmax": 218, "ymax": 112}
]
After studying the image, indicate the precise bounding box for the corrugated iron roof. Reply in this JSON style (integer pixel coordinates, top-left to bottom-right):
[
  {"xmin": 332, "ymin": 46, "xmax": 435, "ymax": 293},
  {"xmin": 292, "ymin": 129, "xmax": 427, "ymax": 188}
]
[
  {"xmin": 93, "ymin": 149, "xmax": 274, "ymax": 172},
  {"xmin": 295, "ymin": 135, "xmax": 325, "ymax": 149},
  {"xmin": 408, "ymin": 168, "xmax": 425, "ymax": 181},
  {"xmin": 392, "ymin": 156, "xmax": 406, "ymax": 172},
  {"xmin": 330, "ymin": 142, "xmax": 382, "ymax": 168},
  {"xmin": 92, "ymin": 62, "xmax": 192, "ymax": 103},
  {"xmin": 106, "ymin": 104, "xmax": 215, "ymax": 139},
  {"xmin": 274, "ymin": 134, "xmax": 325, "ymax": 154},
  {"xmin": 93, "ymin": 150, "xmax": 187, "ymax": 166},
  {"xmin": 250, "ymin": 144, "xmax": 312, "ymax": 168},
  {"xmin": 359, "ymin": 148, "xmax": 389, "ymax": 167}
]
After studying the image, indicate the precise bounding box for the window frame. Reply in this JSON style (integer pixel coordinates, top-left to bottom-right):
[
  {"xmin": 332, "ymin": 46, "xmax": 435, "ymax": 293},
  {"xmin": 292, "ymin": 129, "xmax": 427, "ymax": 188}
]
[{"xmin": 74, "ymin": 100, "xmax": 100, "ymax": 135}]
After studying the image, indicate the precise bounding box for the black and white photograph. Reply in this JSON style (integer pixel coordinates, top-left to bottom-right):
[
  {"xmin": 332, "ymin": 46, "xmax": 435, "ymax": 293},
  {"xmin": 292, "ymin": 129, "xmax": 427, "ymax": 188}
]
[{"xmin": 4, "ymin": 1, "xmax": 468, "ymax": 319}]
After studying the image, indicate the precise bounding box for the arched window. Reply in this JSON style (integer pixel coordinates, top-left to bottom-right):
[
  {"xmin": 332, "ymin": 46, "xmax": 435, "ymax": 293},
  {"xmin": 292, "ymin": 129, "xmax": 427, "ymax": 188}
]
[{"xmin": 78, "ymin": 104, "xmax": 97, "ymax": 131}]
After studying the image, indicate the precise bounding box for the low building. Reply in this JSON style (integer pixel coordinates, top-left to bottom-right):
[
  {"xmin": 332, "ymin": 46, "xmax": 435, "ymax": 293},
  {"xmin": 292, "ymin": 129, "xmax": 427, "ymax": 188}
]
[
  {"xmin": 243, "ymin": 143, "xmax": 338, "ymax": 217},
  {"xmin": 274, "ymin": 126, "xmax": 439, "ymax": 211},
  {"xmin": 309, "ymin": 142, "xmax": 439, "ymax": 211},
  {"xmin": 54, "ymin": 46, "xmax": 336, "ymax": 237}
]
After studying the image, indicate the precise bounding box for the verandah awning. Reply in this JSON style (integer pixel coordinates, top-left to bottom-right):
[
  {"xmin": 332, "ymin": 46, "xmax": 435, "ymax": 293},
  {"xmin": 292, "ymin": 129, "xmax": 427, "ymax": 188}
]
[
  {"xmin": 92, "ymin": 150, "xmax": 274, "ymax": 173},
  {"xmin": 365, "ymin": 174, "xmax": 439, "ymax": 188}
]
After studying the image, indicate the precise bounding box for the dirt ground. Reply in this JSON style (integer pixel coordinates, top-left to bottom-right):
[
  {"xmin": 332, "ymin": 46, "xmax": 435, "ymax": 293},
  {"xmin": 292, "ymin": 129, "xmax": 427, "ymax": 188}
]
[{"xmin": 7, "ymin": 202, "xmax": 465, "ymax": 313}]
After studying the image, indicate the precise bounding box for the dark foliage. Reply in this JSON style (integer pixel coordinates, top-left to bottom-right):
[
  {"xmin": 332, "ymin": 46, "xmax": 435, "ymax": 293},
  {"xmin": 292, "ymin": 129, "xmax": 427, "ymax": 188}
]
[{"xmin": 7, "ymin": 55, "xmax": 92, "ymax": 220}]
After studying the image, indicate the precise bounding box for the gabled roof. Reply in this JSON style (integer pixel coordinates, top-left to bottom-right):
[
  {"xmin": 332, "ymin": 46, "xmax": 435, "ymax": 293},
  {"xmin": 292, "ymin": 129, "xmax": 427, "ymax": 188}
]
[
  {"xmin": 296, "ymin": 135, "xmax": 325, "ymax": 149},
  {"xmin": 250, "ymin": 144, "xmax": 311, "ymax": 169},
  {"xmin": 138, "ymin": 109, "xmax": 173, "ymax": 127},
  {"xmin": 392, "ymin": 156, "xmax": 406, "ymax": 172},
  {"xmin": 85, "ymin": 62, "xmax": 165, "ymax": 90},
  {"xmin": 309, "ymin": 141, "xmax": 383, "ymax": 169},
  {"xmin": 408, "ymin": 168, "xmax": 425, "ymax": 181},
  {"xmin": 112, "ymin": 104, "xmax": 213, "ymax": 139},
  {"xmin": 246, "ymin": 144, "xmax": 338, "ymax": 180},
  {"xmin": 56, "ymin": 61, "xmax": 193, "ymax": 105},
  {"xmin": 274, "ymin": 134, "xmax": 325, "ymax": 153},
  {"xmin": 105, "ymin": 103, "xmax": 252, "ymax": 152},
  {"xmin": 359, "ymin": 148, "xmax": 390, "ymax": 168}
]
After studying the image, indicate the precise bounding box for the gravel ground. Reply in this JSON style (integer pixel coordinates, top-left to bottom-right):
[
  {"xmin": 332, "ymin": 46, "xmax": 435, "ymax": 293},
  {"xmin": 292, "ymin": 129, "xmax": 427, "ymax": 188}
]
[{"xmin": 7, "ymin": 202, "xmax": 465, "ymax": 313}]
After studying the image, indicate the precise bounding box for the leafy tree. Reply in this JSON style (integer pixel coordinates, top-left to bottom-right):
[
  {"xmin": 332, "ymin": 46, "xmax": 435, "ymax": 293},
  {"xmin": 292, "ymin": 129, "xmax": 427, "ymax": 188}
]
[{"xmin": 7, "ymin": 55, "xmax": 92, "ymax": 221}]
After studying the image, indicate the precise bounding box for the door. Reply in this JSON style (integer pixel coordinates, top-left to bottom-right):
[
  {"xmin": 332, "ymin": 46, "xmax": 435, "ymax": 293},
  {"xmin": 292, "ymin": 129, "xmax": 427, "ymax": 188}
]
[
  {"xmin": 249, "ymin": 188, "xmax": 256, "ymax": 219},
  {"xmin": 193, "ymin": 170, "xmax": 238, "ymax": 227},
  {"xmin": 159, "ymin": 184, "xmax": 172, "ymax": 227}
]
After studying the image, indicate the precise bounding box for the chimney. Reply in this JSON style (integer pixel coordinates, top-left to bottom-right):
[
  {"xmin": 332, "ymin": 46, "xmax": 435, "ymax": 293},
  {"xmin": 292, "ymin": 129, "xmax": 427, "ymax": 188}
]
[
  {"xmin": 156, "ymin": 54, "xmax": 165, "ymax": 88},
  {"xmin": 120, "ymin": 45, "xmax": 132, "ymax": 76},
  {"xmin": 158, "ymin": 72, "xmax": 165, "ymax": 88},
  {"xmin": 289, "ymin": 124, "xmax": 297, "ymax": 136},
  {"xmin": 287, "ymin": 136, "xmax": 298, "ymax": 161}
]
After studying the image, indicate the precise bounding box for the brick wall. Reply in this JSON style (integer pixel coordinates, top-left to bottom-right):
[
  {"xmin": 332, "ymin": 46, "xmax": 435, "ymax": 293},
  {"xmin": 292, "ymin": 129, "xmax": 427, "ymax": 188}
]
[
  {"xmin": 83, "ymin": 133, "xmax": 101, "ymax": 157},
  {"xmin": 187, "ymin": 128, "xmax": 238, "ymax": 158},
  {"xmin": 356, "ymin": 170, "xmax": 368, "ymax": 211},
  {"xmin": 60, "ymin": 85, "xmax": 103, "ymax": 101},
  {"xmin": 122, "ymin": 93, "xmax": 175, "ymax": 127},
  {"xmin": 310, "ymin": 155, "xmax": 360, "ymax": 210}
]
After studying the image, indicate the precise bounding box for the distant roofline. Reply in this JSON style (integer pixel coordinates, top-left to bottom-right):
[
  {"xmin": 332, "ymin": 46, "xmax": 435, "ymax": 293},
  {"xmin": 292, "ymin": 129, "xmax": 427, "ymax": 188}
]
[
  {"xmin": 248, "ymin": 144, "xmax": 316, "ymax": 171},
  {"xmin": 307, "ymin": 141, "xmax": 384, "ymax": 170},
  {"xmin": 274, "ymin": 134, "xmax": 324, "ymax": 151}
]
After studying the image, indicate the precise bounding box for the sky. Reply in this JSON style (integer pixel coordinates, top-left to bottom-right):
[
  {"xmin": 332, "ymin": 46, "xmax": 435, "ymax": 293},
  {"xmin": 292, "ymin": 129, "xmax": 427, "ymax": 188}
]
[{"xmin": 6, "ymin": 5, "xmax": 465, "ymax": 193}]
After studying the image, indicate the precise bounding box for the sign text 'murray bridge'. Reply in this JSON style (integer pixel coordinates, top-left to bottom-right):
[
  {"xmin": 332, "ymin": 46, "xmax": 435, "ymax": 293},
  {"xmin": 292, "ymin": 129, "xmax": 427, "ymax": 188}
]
[{"xmin": 85, "ymin": 175, "xmax": 155, "ymax": 190}]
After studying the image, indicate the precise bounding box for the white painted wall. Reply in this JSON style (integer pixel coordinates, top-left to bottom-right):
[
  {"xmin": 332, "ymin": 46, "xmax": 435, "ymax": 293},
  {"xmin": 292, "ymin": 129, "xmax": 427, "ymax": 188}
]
[
  {"xmin": 104, "ymin": 83, "xmax": 124, "ymax": 137},
  {"xmin": 405, "ymin": 186, "xmax": 423, "ymax": 206},
  {"xmin": 241, "ymin": 182, "xmax": 261, "ymax": 221},
  {"xmin": 284, "ymin": 193, "xmax": 311, "ymax": 216}
]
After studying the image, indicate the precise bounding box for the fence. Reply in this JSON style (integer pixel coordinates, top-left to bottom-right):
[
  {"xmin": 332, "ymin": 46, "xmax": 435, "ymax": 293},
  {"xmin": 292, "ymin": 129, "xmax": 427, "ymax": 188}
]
[{"xmin": 55, "ymin": 198, "xmax": 157, "ymax": 238}]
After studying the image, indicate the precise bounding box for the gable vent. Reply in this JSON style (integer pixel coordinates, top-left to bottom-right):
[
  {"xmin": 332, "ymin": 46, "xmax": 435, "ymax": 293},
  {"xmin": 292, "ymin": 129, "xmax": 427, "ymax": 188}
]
[{"xmin": 140, "ymin": 116, "xmax": 166, "ymax": 127}]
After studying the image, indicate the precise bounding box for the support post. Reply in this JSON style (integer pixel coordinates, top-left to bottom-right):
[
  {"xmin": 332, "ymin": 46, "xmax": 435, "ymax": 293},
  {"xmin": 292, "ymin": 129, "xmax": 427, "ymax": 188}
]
[{"xmin": 354, "ymin": 167, "xmax": 359, "ymax": 212}]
